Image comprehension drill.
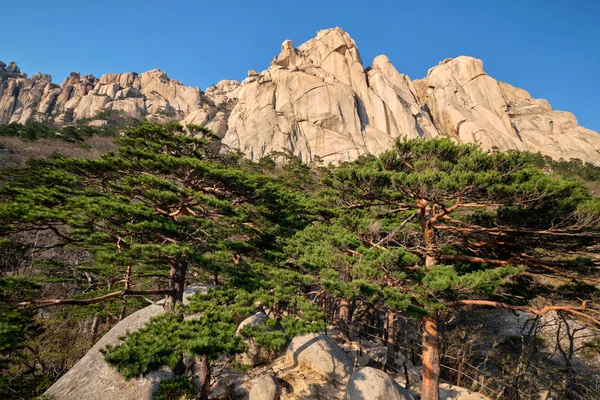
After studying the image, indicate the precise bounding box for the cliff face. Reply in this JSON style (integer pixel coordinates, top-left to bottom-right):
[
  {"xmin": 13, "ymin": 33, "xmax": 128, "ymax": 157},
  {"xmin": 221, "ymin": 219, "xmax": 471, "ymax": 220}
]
[
  {"xmin": 1, "ymin": 27, "xmax": 599, "ymax": 164},
  {"xmin": 0, "ymin": 62, "xmax": 238, "ymax": 137},
  {"xmin": 414, "ymin": 56, "xmax": 600, "ymax": 164},
  {"xmin": 223, "ymin": 28, "xmax": 599, "ymax": 164}
]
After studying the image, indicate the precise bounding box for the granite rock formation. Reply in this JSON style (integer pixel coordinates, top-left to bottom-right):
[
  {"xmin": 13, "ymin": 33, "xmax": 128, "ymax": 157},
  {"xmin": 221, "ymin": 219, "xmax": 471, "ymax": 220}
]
[{"xmin": 1, "ymin": 27, "xmax": 599, "ymax": 165}]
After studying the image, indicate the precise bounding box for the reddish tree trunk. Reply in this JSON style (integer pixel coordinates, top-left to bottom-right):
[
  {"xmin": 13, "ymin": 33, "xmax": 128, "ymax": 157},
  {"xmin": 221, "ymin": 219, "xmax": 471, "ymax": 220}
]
[
  {"xmin": 338, "ymin": 297, "xmax": 351, "ymax": 338},
  {"xmin": 385, "ymin": 309, "xmax": 397, "ymax": 372},
  {"xmin": 422, "ymin": 313, "xmax": 440, "ymax": 400}
]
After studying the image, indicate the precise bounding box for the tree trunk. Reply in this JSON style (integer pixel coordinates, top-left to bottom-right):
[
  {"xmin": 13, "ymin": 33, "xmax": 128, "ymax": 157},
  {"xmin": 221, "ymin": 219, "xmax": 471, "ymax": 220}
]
[
  {"xmin": 385, "ymin": 309, "xmax": 397, "ymax": 372},
  {"xmin": 192, "ymin": 355, "xmax": 211, "ymax": 400},
  {"xmin": 338, "ymin": 297, "xmax": 351, "ymax": 338},
  {"xmin": 422, "ymin": 313, "xmax": 440, "ymax": 400},
  {"xmin": 164, "ymin": 260, "xmax": 187, "ymax": 311},
  {"xmin": 418, "ymin": 200, "xmax": 438, "ymax": 267},
  {"xmin": 89, "ymin": 315, "xmax": 101, "ymax": 340}
]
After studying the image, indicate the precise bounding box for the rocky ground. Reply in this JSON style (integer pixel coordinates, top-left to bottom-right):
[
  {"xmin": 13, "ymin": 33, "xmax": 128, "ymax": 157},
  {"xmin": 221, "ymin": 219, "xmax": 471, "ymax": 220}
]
[{"xmin": 44, "ymin": 285, "xmax": 490, "ymax": 400}]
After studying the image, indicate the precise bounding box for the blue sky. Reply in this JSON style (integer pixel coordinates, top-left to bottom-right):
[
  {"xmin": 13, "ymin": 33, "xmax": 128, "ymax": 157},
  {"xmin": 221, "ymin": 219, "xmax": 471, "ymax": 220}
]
[{"xmin": 3, "ymin": 0, "xmax": 600, "ymax": 132}]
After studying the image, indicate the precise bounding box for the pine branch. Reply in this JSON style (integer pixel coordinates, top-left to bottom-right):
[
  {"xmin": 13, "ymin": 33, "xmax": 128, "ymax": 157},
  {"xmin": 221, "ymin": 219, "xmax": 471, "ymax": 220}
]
[
  {"xmin": 436, "ymin": 224, "xmax": 600, "ymax": 239},
  {"xmin": 16, "ymin": 289, "xmax": 173, "ymax": 309},
  {"xmin": 446, "ymin": 300, "xmax": 600, "ymax": 327},
  {"xmin": 438, "ymin": 254, "xmax": 598, "ymax": 283}
]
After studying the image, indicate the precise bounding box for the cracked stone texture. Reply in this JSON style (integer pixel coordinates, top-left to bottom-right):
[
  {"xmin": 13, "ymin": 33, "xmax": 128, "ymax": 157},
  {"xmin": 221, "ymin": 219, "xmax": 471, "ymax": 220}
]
[
  {"xmin": 2, "ymin": 28, "xmax": 599, "ymax": 165},
  {"xmin": 222, "ymin": 28, "xmax": 599, "ymax": 164}
]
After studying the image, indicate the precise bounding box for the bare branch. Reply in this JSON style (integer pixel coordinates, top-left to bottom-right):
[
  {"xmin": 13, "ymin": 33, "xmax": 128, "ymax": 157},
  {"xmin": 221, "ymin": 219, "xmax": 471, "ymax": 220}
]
[
  {"xmin": 16, "ymin": 289, "xmax": 173, "ymax": 309},
  {"xmin": 446, "ymin": 300, "xmax": 600, "ymax": 327}
]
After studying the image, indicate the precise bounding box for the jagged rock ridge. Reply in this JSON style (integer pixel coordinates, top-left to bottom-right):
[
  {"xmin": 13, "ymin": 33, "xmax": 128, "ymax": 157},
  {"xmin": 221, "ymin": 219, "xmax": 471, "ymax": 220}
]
[
  {"xmin": 0, "ymin": 61, "xmax": 239, "ymax": 137},
  {"xmin": 1, "ymin": 27, "xmax": 599, "ymax": 164},
  {"xmin": 223, "ymin": 28, "xmax": 600, "ymax": 164}
]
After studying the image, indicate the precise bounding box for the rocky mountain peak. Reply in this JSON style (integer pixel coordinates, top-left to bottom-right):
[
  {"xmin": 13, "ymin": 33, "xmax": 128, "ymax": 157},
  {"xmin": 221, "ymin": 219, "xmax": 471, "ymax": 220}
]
[
  {"xmin": 224, "ymin": 28, "xmax": 599, "ymax": 164},
  {"xmin": 0, "ymin": 60, "xmax": 27, "ymax": 80},
  {"xmin": 1, "ymin": 27, "xmax": 599, "ymax": 164}
]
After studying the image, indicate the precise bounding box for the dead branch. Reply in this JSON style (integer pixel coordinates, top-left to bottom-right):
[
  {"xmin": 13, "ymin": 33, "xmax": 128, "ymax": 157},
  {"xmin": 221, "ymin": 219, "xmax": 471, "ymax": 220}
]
[
  {"xmin": 446, "ymin": 299, "xmax": 600, "ymax": 327},
  {"xmin": 16, "ymin": 289, "xmax": 173, "ymax": 309}
]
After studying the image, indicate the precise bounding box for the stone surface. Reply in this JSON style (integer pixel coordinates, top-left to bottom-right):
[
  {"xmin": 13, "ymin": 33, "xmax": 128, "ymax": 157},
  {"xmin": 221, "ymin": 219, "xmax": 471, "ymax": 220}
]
[
  {"xmin": 236, "ymin": 311, "xmax": 272, "ymax": 366},
  {"xmin": 1, "ymin": 28, "xmax": 599, "ymax": 165},
  {"xmin": 0, "ymin": 63, "xmax": 225, "ymax": 129},
  {"xmin": 44, "ymin": 304, "xmax": 170, "ymax": 400},
  {"xmin": 344, "ymin": 367, "xmax": 414, "ymax": 400},
  {"xmin": 223, "ymin": 28, "xmax": 436, "ymax": 164},
  {"xmin": 285, "ymin": 333, "xmax": 353, "ymax": 383},
  {"xmin": 44, "ymin": 284, "xmax": 214, "ymax": 400},
  {"xmin": 249, "ymin": 374, "xmax": 280, "ymax": 400},
  {"xmin": 439, "ymin": 383, "xmax": 491, "ymax": 400},
  {"xmin": 414, "ymin": 56, "xmax": 600, "ymax": 164},
  {"xmin": 221, "ymin": 28, "xmax": 600, "ymax": 164}
]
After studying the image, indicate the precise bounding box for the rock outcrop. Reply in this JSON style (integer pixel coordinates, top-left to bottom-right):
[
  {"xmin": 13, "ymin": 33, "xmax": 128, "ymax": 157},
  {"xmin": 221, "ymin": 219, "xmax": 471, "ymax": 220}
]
[
  {"xmin": 223, "ymin": 28, "xmax": 438, "ymax": 163},
  {"xmin": 0, "ymin": 62, "xmax": 234, "ymax": 133},
  {"xmin": 222, "ymin": 28, "xmax": 599, "ymax": 164},
  {"xmin": 285, "ymin": 333, "xmax": 354, "ymax": 383},
  {"xmin": 2, "ymin": 27, "xmax": 599, "ymax": 164},
  {"xmin": 44, "ymin": 304, "xmax": 170, "ymax": 400},
  {"xmin": 344, "ymin": 367, "xmax": 414, "ymax": 400},
  {"xmin": 413, "ymin": 56, "xmax": 600, "ymax": 164},
  {"xmin": 44, "ymin": 284, "xmax": 213, "ymax": 400}
]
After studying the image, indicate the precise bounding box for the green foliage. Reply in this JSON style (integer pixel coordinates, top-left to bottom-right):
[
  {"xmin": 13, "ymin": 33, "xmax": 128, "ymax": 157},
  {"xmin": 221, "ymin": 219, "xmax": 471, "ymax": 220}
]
[
  {"xmin": 0, "ymin": 277, "xmax": 45, "ymax": 398},
  {"xmin": 154, "ymin": 376, "xmax": 195, "ymax": 400},
  {"xmin": 2, "ymin": 127, "xmax": 598, "ymax": 397},
  {"xmin": 0, "ymin": 120, "xmax": 116, "ymax": 142}
]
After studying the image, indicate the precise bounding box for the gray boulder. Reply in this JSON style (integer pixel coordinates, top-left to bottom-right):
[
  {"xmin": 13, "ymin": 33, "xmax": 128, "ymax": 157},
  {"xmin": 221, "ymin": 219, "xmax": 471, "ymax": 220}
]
[
  {"xmin": 344, "ymin": 367, "xmax": 414, "ymax": 400},
  {"xmin": 285, "ymin": 333, "xmax": 353, "ymax": 383},
  {"xmin": 248, "ymin": 374, "xmax": 280, "ymax": 400},
  {"xmin": 45, "ymin": 284, "xmax": 214, "ymax": 400},
  {"xmin": 44, "ymin": 304, "xmax": 170, "ymax": 400},
  {"xmin": 235, "ymin": 311, "xmax": 272, "ymax": 366}
]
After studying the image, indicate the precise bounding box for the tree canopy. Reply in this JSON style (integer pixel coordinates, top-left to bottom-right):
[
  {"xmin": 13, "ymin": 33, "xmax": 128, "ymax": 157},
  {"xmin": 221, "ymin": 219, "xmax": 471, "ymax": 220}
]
[{"xmin": 1, "ymin": 127, "xmax": 599, "ymax": 399}]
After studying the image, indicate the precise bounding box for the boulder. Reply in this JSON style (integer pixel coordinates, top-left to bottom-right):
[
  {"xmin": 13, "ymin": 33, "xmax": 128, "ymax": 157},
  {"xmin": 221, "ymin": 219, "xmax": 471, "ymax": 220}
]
[
  {"xmin": 344, "ymin": 367, "xmax": 414, "ymax": 400},
  {"xmin": 440, "ymin": 383, "xmax": 491, "ymax": 400},
  {"xmin": 45, "ymin": 284, "xmax": 214, "ymax": 400},
  {"xmin": 285, "ymin": 333, "xmax": 353, "ymax": 383},
  {"xmin": 248, "ymin": 374, "xmax": 279, "ymax": 400},
  {"xmin": 235, "ymin": 311, "xmax": 272, "ymax": 366},
  {"xmin": 44, "ymin": 304, "xmax": 170, "ymax": 400}
]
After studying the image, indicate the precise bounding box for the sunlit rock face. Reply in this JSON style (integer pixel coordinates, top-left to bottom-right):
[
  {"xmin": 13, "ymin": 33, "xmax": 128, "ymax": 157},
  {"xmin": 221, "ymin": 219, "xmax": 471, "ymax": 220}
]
[
  {"xmin": 1, "ymin": 28, "xmax": 599, "ymax": 165},
  {"xmin": 223, "ymin": 28, "xmax": 438, "ymax": 164},
  {"xmin": 414, "ymin": 56, "xmax": 600, "ymax": 164},
  {"xmin": 223, "ymin": 28, "xmax": 599, "ymax": 165},
  {"xmin": 0, "ymin": 61, "xmax": 235, "ymax": 132}
]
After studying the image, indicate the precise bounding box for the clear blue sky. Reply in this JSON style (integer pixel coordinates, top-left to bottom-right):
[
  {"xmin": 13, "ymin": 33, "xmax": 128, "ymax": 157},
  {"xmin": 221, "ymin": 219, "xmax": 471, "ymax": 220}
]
[{"xmin": 3, "ymin": 0, "xmax": 600, "ymax": 132}]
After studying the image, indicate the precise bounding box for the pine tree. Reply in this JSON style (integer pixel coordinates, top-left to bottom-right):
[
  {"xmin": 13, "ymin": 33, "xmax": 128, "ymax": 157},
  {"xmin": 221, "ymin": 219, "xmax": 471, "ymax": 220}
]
[
  {"xmin": 0, "ymin": 121, "xmax": 324, "ymax": 397},
  {"xmin": 313, "ymin": 138, "xmax": 600, "ymax": 398}
]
